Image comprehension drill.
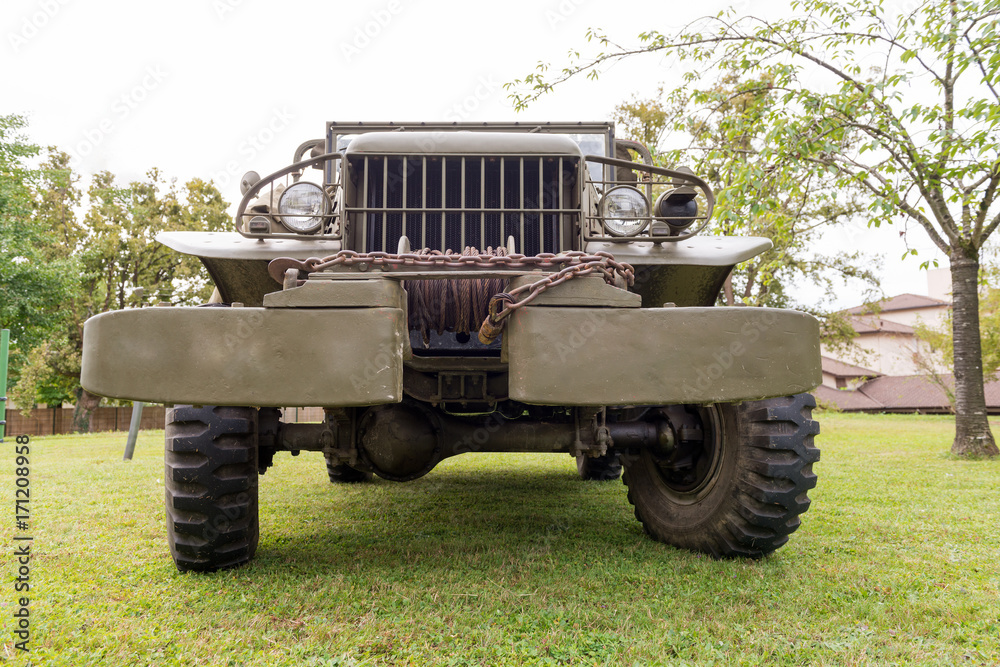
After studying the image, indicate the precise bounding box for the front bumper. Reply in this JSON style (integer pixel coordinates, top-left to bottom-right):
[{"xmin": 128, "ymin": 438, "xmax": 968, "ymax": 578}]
[
  {"xmin": 82, "ymin": 306, "xmax": 407, "ymax": 407},
  {"xmin": 506, "ymin": 306, "xmax": 820, "ymax": 405},
  {"xmin": 81, "ymin": 291, "xmax": 819, "ymax": 408}
]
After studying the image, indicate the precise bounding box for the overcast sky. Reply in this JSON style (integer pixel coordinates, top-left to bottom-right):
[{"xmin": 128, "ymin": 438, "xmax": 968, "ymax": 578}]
[{"xmin": 2, "ymin": 0, "xmax": 948, "ymax": 309}]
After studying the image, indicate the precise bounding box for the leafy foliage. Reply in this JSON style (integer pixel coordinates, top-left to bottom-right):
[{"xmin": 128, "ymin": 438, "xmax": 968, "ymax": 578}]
[
  {"xmin": 614, "ymin": 71, "xmax": 881, "ymax": 313},
  {"xmin": 509, "ymin": 0, "xmax": 1000, "ymax": 456},
  {"xmin": 0, "ymin": 115, "xmax": 77, "ymax": 392},
  {"xmin": 79, "ymin": 169, "xmax": 227, "ymax": 314},
  {"xmin": 4, "ymin": 123, "xmax": 231, "ymax": 419},
  {"xmin": 511, "ymin": 1, "xmax": 1000, "ymax": 256}
]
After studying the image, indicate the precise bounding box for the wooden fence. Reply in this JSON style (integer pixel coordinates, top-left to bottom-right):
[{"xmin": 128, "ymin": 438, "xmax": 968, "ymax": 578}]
[
  {"xmin": 5, "ymin": 405, "xmax": 326, "ymax": 437},
  {"xmin": 5, "ymin": 406, "xmax": 167, "ymax": 437}
]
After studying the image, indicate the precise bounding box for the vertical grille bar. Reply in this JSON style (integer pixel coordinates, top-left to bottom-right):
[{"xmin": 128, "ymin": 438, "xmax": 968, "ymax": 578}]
[
  {"xmin": 480, "ymin": 157, "xmax": 486, "ymax": 249},
  {"xmin": 421, "ymin": 159, "xmax": 427, "ymax": 248},
  {"xmin": 359, "ymin": 153, "xmax": 575, "ymax": 254},
  {"xmin": 500, "ymin": 157, "xmax": 505, "ymax": 246},
  {"xmin": 381, "ymin": 156, "xmax": 388, "ymax": 251},
  {"xmin": 361, "ymin": 157, "xmax": 369, "ymax": 251},
  {"xmin": 559, "ymin": 157, "xmax": 564, "ymax": 250},
  {"xmin": 401, "ymin": 156, "xmax": 408, "ymax": 242},
  {"xmin": 519, "ymin": 157, "xmax": 525, "ymax": 250},
  {"xmin": 538, "ymin": 158, "xmax": 545, "ymax": 252},
  {"xmin": 441, "ymin": 158, "xmax": 448, "ymax": 250},
  {"xmin": 460, "ymin": 157, "xmax": 466, "ymax": 249}
]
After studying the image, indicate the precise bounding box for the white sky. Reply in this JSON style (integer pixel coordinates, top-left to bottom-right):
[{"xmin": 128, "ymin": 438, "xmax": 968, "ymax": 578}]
[{"xmin": 2, "ymin": 0, "xmax": 947, "ymax": 309}]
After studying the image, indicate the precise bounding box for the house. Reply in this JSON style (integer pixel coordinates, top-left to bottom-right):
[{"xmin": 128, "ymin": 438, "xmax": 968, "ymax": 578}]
[
  {"xmin": 815, "ymin": 373, "xmax": 1000, "ymax": 414},
  {"xmin": 819, "ymin": 269, "xmax": 1000, "ymax": 413},
  {"xmin": 821, "ymin": 281, "xmax": 952, "ymax": 379},
  {"xmin": 820, "ymin": 356, "xmax": 879, "ymax": 390}
]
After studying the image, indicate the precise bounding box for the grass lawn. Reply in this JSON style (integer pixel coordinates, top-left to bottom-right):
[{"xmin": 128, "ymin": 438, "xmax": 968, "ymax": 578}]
[{"xmin": 2, "ymin": 412, "xmax": 999, "ymax": 666}]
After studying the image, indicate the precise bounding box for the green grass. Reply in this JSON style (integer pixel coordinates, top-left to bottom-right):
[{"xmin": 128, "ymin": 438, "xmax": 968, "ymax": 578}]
[{"xmin": 2, "ymin": 413, "xmax": 999, "ymax": 666}]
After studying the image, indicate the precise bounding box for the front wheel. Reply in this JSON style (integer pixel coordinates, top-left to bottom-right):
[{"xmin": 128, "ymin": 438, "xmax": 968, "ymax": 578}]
[
  {"xmin": 324, "ymin": 452, "xmax": 373, "ymax": 483},
  {"xmin": 576, "ymin": 450, "xmax": 622, "ymax": 481},
  {"xmin": 164, "ymin": 405, "xmax": 259, "ymax": 572},
  {"xmin": 622, "ymin": 393, "xmax": 820, "ymax": 558}
]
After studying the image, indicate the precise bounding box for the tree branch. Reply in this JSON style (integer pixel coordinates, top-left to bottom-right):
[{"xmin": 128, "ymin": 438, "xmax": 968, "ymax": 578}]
[
  {"xmin": 826, "ymin": 153, "xmax": 953, "ymax": 252},
  {"xmin": 974, "ymin": 172, "xmax": 1000, "ymax": 243}
]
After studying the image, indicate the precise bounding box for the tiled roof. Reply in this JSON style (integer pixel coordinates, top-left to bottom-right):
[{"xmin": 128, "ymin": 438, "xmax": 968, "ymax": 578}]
[
  {"xmin": 814, "ymin": 384, "xmax": 883, "ymax": 410},
  {"xmin": 817, "ymin": 373, "xmax": 1000, "ymax": 413},
  {"xmin": 850, "ymin": 315, "xmax": 916, "ymax": 335},
  {"xmin": 821, "ymin": 356, "xmax": 880, "ymax": 378},
  {"xmin": 845, "ymin": 293, "xmax": 951, "ymax": 314},
  {"xmin": 860, "ymin": 375, "xmax": 952, "ymax": 409}
]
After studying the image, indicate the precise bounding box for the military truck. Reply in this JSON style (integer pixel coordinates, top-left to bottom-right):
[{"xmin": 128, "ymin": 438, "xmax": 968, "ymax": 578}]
[{"xmin": 81, "ymin": 122, "xmax": 821, "ymax": 572}]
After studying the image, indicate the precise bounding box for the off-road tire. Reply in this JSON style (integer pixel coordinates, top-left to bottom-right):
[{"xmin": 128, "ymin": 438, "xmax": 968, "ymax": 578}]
[
  {"xmin": 622, "ymin": 393, "xmax": 819, "ymax": 558},
  {"xmin": 324, "ymin": 452, "xmax": 373, "ymax": 483},
  {"xmin": 576, "ymin": 451, "xmax": 622, "ymax": 481},
  {"xmin": 165, "ymin": 405, "xmax": 259, "ymax": 572}
]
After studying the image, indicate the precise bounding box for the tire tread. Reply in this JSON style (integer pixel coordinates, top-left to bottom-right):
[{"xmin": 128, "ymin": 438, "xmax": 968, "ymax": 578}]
[
  {"xmin": 324, "ymin": 452, "xmax": 373, "ymax": 484},
  {"xmin": 577, "ymin": 451, "xmax": 623, "ymax": 481},
  {"xmin": 623, "ymin": 393, "xmax": 820, "ymax": 559},
  {"xmin": 165, "ymin": 405, "xmax": 258, "ymax": 572}
]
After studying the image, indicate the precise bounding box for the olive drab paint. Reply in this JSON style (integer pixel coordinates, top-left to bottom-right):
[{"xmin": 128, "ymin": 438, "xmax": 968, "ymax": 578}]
[{"xmin": 78, "ymin": 122, "xmax": 823, "ymax": 570}]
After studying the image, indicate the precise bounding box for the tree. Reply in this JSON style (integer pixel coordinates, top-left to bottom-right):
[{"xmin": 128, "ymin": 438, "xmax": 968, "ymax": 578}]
[
  {"xmin": 914, "ymin": 253, "xmax": 1000, "ymax": 409},
  {"xmin": 0, "ymin": 116, "xmax": 76, "ymax": 398},
  {"xmin": 11, "ymin": 161, "xmax": 231, "ymax": 432},
  {"xmin": 613, "ymin": 71, "xmax": 881, "ymax": 313},
  {"xmin": 509, "ymin": 0, "xmax": 1000, "ymax": 457}
]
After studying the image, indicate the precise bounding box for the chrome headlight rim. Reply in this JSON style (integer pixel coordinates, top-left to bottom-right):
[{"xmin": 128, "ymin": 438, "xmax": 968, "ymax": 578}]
[
  {"xmin": 277, "ymin": 181, "xmax": 329, "ymax": 234},
  {"xmin": 600, "ymin": 185, "xmax": 651, "ymax": 237}
]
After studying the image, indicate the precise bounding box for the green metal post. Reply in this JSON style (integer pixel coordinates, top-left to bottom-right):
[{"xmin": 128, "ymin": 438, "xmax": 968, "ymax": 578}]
[{"xmin": 0, "ymin": 329, "xmax": 9, "ymax": 442}]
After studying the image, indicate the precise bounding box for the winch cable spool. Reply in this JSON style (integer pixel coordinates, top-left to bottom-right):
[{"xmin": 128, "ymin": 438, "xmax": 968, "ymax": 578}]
[
  {"xmin": 267, "ymin": 248, "xmax": 635, "ymax": 346},
  {"xmin": 405, "ymin": 246, "xmax": 510, "ymax": 346}
]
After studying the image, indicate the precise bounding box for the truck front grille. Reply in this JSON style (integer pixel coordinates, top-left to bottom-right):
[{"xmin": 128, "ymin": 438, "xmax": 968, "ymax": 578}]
[{"xmin": 347, "ymin": 155, "xmax": 580, "ymax": 254}]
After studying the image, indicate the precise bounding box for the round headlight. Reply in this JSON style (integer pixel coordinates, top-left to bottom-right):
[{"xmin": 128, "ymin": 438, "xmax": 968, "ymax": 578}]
[
  {"xmin": 278, "ymin": 182, "xmax": 328, "ymax": 233},
  {"xmin": 600, "ymin": 186, "xmax": 650, "ymax": 236}
]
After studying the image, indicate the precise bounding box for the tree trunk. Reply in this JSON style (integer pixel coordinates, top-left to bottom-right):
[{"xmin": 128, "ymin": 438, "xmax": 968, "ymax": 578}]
[
  {"xmin": 72, "ymin": 388, "xmax": 101, "ymax": 434},
  {"xmin": 723, "ymin": 273, "xmax": 735, "ymax": 306},
  {"xmin": 949, "ymin": 251, "xmax": 999, "ymax": 457}
]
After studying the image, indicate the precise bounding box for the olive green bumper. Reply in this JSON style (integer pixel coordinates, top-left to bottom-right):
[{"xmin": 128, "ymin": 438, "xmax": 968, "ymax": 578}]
[
  {"xmin": 82, "ymin": 302, "xmax": 819, "ymax": 408},
  {"xmin": 505, "ymin": 306, "xmax": 821, "ymax": 405},
  {"xmin": 81, "ymin": 306, "xmax": 407, "ymax": 407}
]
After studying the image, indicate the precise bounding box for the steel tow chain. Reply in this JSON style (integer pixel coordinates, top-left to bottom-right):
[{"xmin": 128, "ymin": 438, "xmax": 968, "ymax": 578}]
[
  {"xmin": 268, "ymin": 248, "xmax": 635, "ymax": 344},
  {"xmin": 476, "ymin": 256, "xmax": 634, "ymax": 344}
]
